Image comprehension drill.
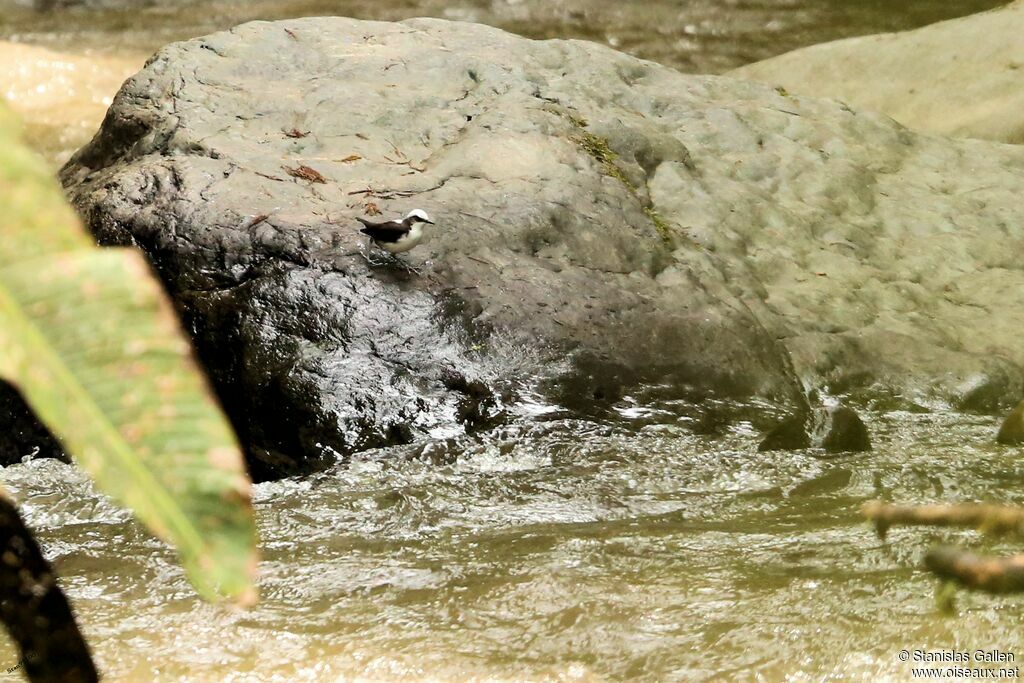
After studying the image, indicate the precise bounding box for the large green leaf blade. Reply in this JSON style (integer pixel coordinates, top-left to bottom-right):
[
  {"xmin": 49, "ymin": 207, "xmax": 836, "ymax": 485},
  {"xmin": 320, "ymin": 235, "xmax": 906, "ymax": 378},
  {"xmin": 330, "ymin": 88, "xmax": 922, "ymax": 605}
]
[{"xmin": 0, "ymin": 102, "xmax": 258, "ymax": 604}]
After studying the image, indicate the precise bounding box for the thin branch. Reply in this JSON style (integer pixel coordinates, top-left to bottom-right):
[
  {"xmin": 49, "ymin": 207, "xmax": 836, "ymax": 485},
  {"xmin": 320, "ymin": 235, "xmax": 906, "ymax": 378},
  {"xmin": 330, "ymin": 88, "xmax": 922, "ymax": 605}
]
[
  {"xmin": 0, "ymin": 496, "xmax": 98, "ymax": 682},
  {"xmin": 862, "ymin": 501, "xmax": 1024, "ymax": 540},
  {"xmin": 346, "ymin": 180, "xmax": 448, "ymax": 200},
  {"xmin": 925, "ymin": 547, "xmax": 1024, "ymax": 594}
]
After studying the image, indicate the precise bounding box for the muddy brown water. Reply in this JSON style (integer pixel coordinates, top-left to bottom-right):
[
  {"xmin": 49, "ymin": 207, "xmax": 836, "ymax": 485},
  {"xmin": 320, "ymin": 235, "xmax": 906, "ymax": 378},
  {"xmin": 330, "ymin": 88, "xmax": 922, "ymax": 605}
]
[
  {"xmin": 2, "ymin": 405, "xmax": 1024, "ymax": 680},
  {"xmin": 2, "ymin": 1, "xmax": 1022, "ymax": 680}
]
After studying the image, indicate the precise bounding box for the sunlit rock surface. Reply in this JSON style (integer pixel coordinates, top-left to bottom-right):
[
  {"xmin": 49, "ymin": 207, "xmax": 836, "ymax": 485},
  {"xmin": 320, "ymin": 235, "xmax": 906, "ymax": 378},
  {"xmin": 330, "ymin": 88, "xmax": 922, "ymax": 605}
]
[
  {"xmin": 0, "ymin": 41, "xmax": 141, "ymax": 164},
  {"xmin": 729, "ymin": 1, "xmax": 1024, "ymax": 144},
  {"xmin": 62, "ymin": 18, "xmax": 1024, "ymax": 476}
]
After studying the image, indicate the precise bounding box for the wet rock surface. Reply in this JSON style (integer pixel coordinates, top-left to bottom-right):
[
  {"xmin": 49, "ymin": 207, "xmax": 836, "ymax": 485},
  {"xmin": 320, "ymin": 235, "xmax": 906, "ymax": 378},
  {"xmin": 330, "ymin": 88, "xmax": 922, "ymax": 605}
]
[
  {"xmin": 0, "ymin": 382, "xmax": 68, "ymax": 467},
  {"xmin": 817, "ymin": 406, "xmax": 872, "ymax": 454},
  {"xmin": 62, "ymin": 18, "xmax": 1024, "ymax": 477},
  {"xmin": 758, "ymin": 403, "xmax": 871, "ymax": 454},
  {"xmin": 996, "ymin": 400, "xmax": 1024, "ymax": 445},
  {"xmin": 758, "ymin": 413, "xmax": 812, "ymax": 452}
]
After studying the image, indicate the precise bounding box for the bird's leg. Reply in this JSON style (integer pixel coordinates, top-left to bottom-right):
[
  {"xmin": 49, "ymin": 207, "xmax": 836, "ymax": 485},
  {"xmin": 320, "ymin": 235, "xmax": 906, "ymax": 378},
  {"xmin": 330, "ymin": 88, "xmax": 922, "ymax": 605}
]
[
  {"xmin": 362, "ymin": 236, "xmax": 383, "ymax": 266},
  {"xmin": 393, "ymin": 255, "xmax": 422, "ymax": 275}
]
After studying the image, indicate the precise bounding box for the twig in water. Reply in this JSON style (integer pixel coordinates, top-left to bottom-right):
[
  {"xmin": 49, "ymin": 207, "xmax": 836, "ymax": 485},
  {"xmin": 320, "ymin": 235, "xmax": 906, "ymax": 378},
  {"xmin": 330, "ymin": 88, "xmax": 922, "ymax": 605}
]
[
  {"xmin": 926, "ymin": 547, "xmax": 1024, "ymax": 595},
  {"xmin": 862, "ymin": 501, "xmax": 1024, "ymax": 540}
]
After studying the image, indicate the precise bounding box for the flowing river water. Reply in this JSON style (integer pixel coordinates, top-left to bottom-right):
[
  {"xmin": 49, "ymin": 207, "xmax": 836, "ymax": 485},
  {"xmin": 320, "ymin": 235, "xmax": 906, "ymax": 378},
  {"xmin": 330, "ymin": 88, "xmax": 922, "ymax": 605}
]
[
  {"xmin": 1, "ymin": 1, "xmax": 1022, "ymax": 681},
  {"xmin": 3, "ymin": 405, "xmax": 1024, "ymax": 680}
]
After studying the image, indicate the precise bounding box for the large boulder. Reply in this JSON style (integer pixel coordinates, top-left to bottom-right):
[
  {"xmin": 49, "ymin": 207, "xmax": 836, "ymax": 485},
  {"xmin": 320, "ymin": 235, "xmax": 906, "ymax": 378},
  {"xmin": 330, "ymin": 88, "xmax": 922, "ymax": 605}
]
[
  {"xmin": 729, "ymin": 2, "xmax": 1024, "ymax": 144},
  {"xmin": 62, "ymin": 18, "xmax": 1024, "ymax": 478}
]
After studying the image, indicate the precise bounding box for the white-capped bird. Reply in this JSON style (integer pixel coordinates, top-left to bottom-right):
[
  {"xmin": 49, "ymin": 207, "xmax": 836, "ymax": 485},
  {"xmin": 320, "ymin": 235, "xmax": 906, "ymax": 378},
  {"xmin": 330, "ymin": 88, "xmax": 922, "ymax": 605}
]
[{"xmin": 356, "ymin": 209, "xmax": 435, "ymax": 270}]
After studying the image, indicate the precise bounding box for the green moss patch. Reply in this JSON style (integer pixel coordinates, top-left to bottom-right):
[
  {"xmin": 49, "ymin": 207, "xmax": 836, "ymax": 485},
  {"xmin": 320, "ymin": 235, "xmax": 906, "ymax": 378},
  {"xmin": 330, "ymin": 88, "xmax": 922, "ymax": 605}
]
[
  {"xmin": 643, "ymin": 206, "xmax": 673, "ymax": 244},
  {"xmin": 572, "ymin": 131, "xmax": 637, "ymax": 191},
  {"xmin": 544, "ymin": 105, "xmax": 589, "ymax": 129},
  {"xmin": 547, "ymin": 106, "xmax": 674, "ymax": 246}
]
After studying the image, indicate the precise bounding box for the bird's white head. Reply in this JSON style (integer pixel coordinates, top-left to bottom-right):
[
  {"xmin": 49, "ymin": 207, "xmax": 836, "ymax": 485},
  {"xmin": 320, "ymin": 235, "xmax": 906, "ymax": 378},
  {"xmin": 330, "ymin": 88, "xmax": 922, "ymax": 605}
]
[{"xmin": 405, "ymin": 209, "xmax": 435, "ymax": 225}]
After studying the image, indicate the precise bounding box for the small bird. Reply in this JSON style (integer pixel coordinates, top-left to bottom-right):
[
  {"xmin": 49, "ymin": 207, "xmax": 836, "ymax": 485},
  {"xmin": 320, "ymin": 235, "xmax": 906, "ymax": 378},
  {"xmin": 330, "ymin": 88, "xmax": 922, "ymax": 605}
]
[{"xmin": 356, "ymin": 209, "xmax": 435, "ymax": 269}]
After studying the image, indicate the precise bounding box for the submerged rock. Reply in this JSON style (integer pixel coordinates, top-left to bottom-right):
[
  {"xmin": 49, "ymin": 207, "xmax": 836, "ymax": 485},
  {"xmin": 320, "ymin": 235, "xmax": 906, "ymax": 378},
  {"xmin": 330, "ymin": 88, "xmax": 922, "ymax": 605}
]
[
  {"xmin": 62, "ymin": 18, "xmax": 1024, "ymax": 477},
  {"xmin": 729, "ymin": 1, "xmax": 1024, "ymax": 144}
]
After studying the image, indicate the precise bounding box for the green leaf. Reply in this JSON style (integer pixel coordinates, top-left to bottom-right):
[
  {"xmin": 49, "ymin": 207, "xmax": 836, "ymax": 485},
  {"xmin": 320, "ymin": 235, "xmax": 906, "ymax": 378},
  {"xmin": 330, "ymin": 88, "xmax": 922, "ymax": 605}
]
[{"xmin": 0, "ymin": 102, "xmax": 258, "ymax": 604}]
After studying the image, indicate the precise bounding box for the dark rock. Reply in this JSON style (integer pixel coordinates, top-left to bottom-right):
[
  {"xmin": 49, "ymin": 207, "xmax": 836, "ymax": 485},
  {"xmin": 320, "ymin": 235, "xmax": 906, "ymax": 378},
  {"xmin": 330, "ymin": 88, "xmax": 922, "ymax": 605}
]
[
  {"xmin": 816, "ymin": 406, "xmax": 872, "ymax": 453},
  {"xmin": 952, "ymin": 370, "xmax": 1020, "ymax": 414},
  {"xmin": 996, "ymin": 400, "xmax": 1024, "ymax": 445},
  {"xmin": 758, "ymin": 414, "xmax": 812, "ymax": 452},
  {"xmin": 0, "ymin": 495, "xmax": 98, "ymax": 682},
  {"xmin": 760, "ymin": 403, "xmax": 871, "ymax": 453},
  {"xmin": 0, "ymin": 381, "xmax": 68, "ymax": 467}
]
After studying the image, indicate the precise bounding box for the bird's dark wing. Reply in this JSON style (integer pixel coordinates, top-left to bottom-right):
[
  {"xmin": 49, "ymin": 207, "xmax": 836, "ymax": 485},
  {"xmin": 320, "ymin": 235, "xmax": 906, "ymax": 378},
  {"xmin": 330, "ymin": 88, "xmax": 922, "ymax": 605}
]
[{"xmin": 356, "ymin": 217, "xmax": 410, "ymax": 243}]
